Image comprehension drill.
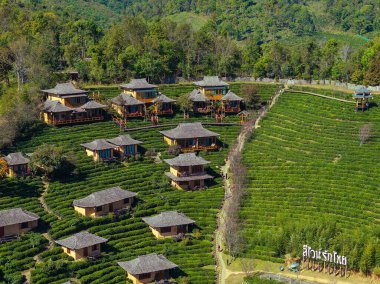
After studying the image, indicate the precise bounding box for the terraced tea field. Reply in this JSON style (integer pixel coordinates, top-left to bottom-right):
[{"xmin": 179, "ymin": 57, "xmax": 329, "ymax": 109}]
[
  {"xmin": 240, "ymin": 92, "xmax": 380, "ymax": 268},
  {"xmin": 1, "ymin": 118, "xmax": 240, "ymax": 283}
]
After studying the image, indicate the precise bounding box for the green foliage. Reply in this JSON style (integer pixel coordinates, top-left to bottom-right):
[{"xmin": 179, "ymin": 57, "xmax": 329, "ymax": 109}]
[
  {"xmin": 239, "ymin": 92, "xmax": 380, "ymax": 271},
  {"xmin": 245, "ymin": 275, "xmax": 282, "ymax": 284},
  {"xmin": 29, "ymin": 144, "xmax": 74, "ymax": 177},
  {"xmin": 1, "ymin": 94, "xmax": 242, "ymax": 283}
]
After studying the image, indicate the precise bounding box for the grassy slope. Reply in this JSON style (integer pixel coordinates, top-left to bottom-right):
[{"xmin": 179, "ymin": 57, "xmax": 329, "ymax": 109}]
[
  {"xmin": 15, "ymin": 122, "xmax": 239, "ymax": 284},
  {"xmin": 240, "ymin": 92, "xmax": 380, "ymax": 261},
  {"xmin": 1, "ymin": 84, "xmax": 286, "ymax": 283}
]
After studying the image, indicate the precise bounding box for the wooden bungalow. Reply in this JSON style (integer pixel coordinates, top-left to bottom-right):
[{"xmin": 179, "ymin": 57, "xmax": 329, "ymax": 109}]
[
  {"xmin": 42, "ymin": 82, "xmax": 88, "ymax": 107},
  {"xmin": 55, "ymin": 231, "xmax": 108, "ymax": 260},
  {"xmin": 42, "ymin": 100, "xmax": 106, "ymax": 126},
  {"xmin": 189, "ymin": 89, "xmax": 210, "ymax": 113},
  {"xmin": 42, "ymin": 100, "xmax": 76, "ymax": 125},
  {"xmin": 164, "ymin": 153, "xmax": 213, "ymax": 190},
  {"xmin": 142, "ymin": 211, "xmax": 196, "ymax": 239},
  {"xmin": 221, "ymin": 91, "xmax": 244, "ymax": 113},
  {"xmin": 41, "ymin": 83, "xmax": 106, "ymax": 125},
  {"xmin": 73, "ymin": 186, "xmax": 137, "ymax": 217},
  {"xmin": 81, "ymin": 139, "xmax": 115, "ymax": 162},
  {"xmin": 107, "ymin": 135, "xmax": 143, "ymax": 158},
  {"xmin": 194, "ymin": 76, "xmax": 229, "ymax": 101},
  {"xmin": 80, "ymin": 100, "xmax": 107, "ymax": 120},
  {"xmin": 110, "ymin": 93, "xmax": 144, "ymax": 118},
  {"xmin": 118, "ymin": 253, "xmax": 178, "ymax": 284},
  {"xmin": 4, "ymin": 152, "xmax": 30, "ymax": 177},
  {"xmin": 0, "ymin": 208, "xmax": 39, "ymax": 239},
  {"xmin": 152, "ymin": 93, "xmax": 176, "ymax": 115},
  {"xmin": 159, "ymin": 122, "xmax": 220, "ymax": 152},
  {"xmin": 353, "ymin": 87, "xmax": 373, "ymax": 111},
  {"xmin": 120, "ymin": 79, "xmax": 158, "ymax": 104}
]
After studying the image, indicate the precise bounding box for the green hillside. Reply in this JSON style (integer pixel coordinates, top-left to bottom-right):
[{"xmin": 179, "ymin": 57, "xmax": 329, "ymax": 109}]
[{"xmin": 240, "ymin": 92, "xmax": 380, "ymax": 270}]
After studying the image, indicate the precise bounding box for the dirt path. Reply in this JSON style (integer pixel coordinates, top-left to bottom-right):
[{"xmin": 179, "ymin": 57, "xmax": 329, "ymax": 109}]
[
  {"xmin": 40, "ymin": 180, "xmax": 62, "ymax": 220},
  {"xmin": 215, "ymin": 89, "xmax": 284, "ymax": 284},
  {"xmin": 285, "ymin": 89, "xmax": 355, "ymax": 103}
]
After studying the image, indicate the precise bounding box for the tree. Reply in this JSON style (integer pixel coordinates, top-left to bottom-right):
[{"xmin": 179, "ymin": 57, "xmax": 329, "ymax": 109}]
[
  {"xmin": 0, "ymin": 157, "xmax": 8, "ymax": 178},
  {"xmin": 359, "ymin": 124, "xmax": 372, "ymax": 146},
  {"xmin": 240, "ymin": 85, "xmax": 261, "ymax": 110},
  {"xmin": 177, "ymin": 93, "xmax": 193, "ymax": 118},
  {"xmin": 360, "ymin": 242, "xmax": 376, "ymax": 275},
  {"xmin": 28, "ymin": 232, "xmax": 44, "ymax": 248},
  {"xmin": 29, "ymin": 144, "xmax": 73, "ymax": 177}
]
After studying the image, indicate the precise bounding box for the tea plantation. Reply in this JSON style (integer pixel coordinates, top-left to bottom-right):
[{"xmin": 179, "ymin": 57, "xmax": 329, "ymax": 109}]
[
  {"xmin": 240, "ymin": 92, "xmax": 380, "ymax": 270},
  {"xmin": 1, "ymin": 80, "xmax": 257, "ymax": 284}
]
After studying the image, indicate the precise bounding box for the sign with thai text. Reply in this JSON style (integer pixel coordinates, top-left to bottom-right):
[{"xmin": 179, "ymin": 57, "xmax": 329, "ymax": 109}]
[{"xmin": 303, "ymin": 245, "xmax": 347, "ymax": 266}]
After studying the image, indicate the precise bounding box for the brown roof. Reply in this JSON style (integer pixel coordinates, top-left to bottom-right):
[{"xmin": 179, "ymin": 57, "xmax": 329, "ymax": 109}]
[
  {"xmin": 159, "ymin": 123, "xmax": 220, "ymax": 140},
  {"xmin": 4, "ymin": 152, "xmax": 29, "ymax": 166},
  {"xmin": 153, "ymin": 94, "xmax": 176, "ymax": 103},
  {"xmin": 107, "ymin": 135, "xmax": 143, "ymax": 147},
  {"xmin": 43, "ymin": 100, "xmax": 73, "ymax": 113},
  {"xmin": 120, "ymin": 79, "xmax": 157, "ymax": 90},
  {"xmin": 73, "ymin": 186, "xmax": 137, "ymax": 208},
  {"xmin": 142, "ymin": 211, "xmax": 195, "ymax": 228},
  {"xmin": 194, "ymin": 76, "xmax": 229, "ymax": 87},
  {"xmin": 110, "ymin": 93, "xmax": 144, "ymax": 106},
  {"xmin": 80, "ymin": 139, "xmax": 115, "ymax": 151},
  {"xmin": 55, "ymin": 231, "xmax": 108, "ymax": 250},
  {"xmin": 0, "ymin": 208, "xmax": 39, "ymax": 227},
  {"xmin": 42, "ymin": 83, "xmax": 88, "ymax": 96},
  {"xmin": 80, "ymin": 100, "xmax": 107, "ymax": 109},
  {"xmin": 164, "ymin": 153, "xmax": 210, "ymax": 167},
  {"xmin": 189, "ymin": 89, "xmax": 209, "ymax": 102},
  {"xmin": 118, "ymin": 254, "xmax": 178, "ymax": 275},
  {"xmin": 221, "ymin": 91, "xmax": 243, "ymax": 101},
  {"xmin": 165, "ymin": 172, "xmax": 214, "ymax": 182}
]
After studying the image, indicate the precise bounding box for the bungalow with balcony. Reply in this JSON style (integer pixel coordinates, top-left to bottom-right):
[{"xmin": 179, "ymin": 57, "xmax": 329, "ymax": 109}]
[
  {"xmin": 107, "ymin": 135, "xmax": 143, "ymax": 158},
  {"xmin": 221, "ymin": 91, "xmax": 244, "ymax": 113},
  {"xmin": 142, "ymin": 211, "xmax": 196, "ymax": 239},
  {"xmin": 118, "ymin": 254, "xmax": 178, "ymax": 284},
  {"xmin": 120, "ymin": 79, "xmax": 158, "ymax": 104},
  {"xmin": 41, "ymin": 83, "xmax": 106, "ymax": 125},
  {"xmin": 42, "ymin": 82, "xmax": 88, "ymax": 107},
  {"xmin": 0, "ymin": 208, "xmax": 39, "ymax": 239},
  {"xmin": 164, "ymin": 153, "xmax": 213, "ymax": 190},
  {"xmin": 194, "ymin": 76, "xmax": 229, "ymax": 101},
  {"xmin": 4, "ymin": 152, "xmax": 30, "ymax": 177},
  {"xmin": 152, "ymin": 93, "xmax": 176, "ymax": 115},
  {"xmin": 159, "ymin": 122, "xmax": 220, "ymax": 152},
  {"xmin": 189, "ymin": 89, "xmax": 210, "ymax": 114},
  {"xmin": 110, "ymin": 93, "xmax": 144, "ymax": 118},
  {"xmin": 81, "ymin": 139, "xmax": 115, "ymax": 162},
  {"xmin": 55, "ymin": 231, "xmax": 108, "ymax": 260},
  {"xmin": 73, "ymin": 186, "xmax": 137, "ymax": 217}
]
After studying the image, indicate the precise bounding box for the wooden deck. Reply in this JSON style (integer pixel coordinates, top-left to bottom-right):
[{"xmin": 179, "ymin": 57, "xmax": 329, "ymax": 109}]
[
  {"xmin": 181, "ymin": 145, "xmax": 220, "ymax": 152},
  {"xmin": 47, "ymin": 116, "xmax": 104, "ymax": 126}
]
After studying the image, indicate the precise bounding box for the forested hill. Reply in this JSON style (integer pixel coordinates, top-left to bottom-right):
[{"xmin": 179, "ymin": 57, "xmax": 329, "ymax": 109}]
[{"xmin": 36, "ymin": 0, "xmax": 380, "ymax": 40}]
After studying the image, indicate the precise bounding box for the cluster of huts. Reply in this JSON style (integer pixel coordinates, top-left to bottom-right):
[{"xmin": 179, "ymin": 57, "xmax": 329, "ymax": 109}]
[
  {"xmin": 40, "ymin": 76, "xmax": 245, "ymax": 126},
  {"xmin": 81, "ymin": 121, "xmax": 219, "ymax": 191},
  {"xmin": 1, "ymin": 185, "xmax": 195, "ymax": 283},
  {"xmin": 1, "ymin": 122, "xmax": 221, "ymax": 283}
]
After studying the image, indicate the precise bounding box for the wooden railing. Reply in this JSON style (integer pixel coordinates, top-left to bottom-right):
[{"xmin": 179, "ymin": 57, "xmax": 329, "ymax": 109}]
[
  {"xmin": 47, "ymin": 116, "xmax": 104, "ymax": 126},
  {"xmin": 178, "ymin": 171, "xmax": 206, "ymax": 177},
  {"xmin": 156, "ymin": 109, "xmax": 173, "ymax": 115},
  {"xmin": 223, "ymin": 106, "xmax": 241, "ymax": 113},
  {"xmin": 124, "ymin": 112, "xmax": 143, "ymax": 117},
  {"xmin": 193, "ymin": 107, "xmax": 211, "ymax": 113},
  {"xmin": 181, "ymin": 144, "xmax": 220, "ymax": 152}
]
